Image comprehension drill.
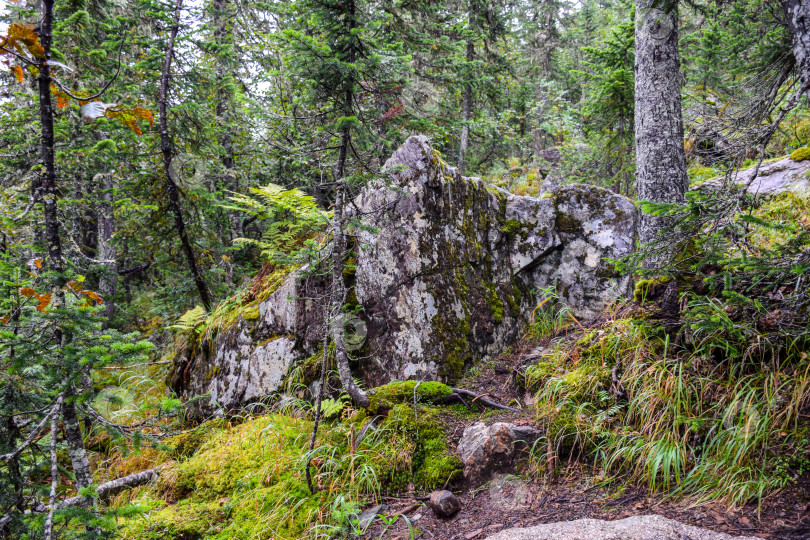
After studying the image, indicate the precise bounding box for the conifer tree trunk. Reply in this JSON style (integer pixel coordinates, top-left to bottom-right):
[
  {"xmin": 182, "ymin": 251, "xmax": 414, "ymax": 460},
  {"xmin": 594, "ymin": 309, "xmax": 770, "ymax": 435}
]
[
  {"xmin": 37, "ymin": 0, "xmax": 96, "ymax": 498},
  {"xmin": 784, "ymin": 0, "xmax": 810, "ymax": 98},
  {"xmin": 330, "ymin": 0, "xmax": 369, "ymax": 409},
  {"xmin": 458, "ymin": 40, "xmax": 473, "ymax": 175},
  {"xmin": 160, "ymin": 0, "xmax": 213, "ymax": 311},
  {"xmin": 634, "ymin": 0, "xmax": 688, "ymax": 247},
  {"xmin": 212, "ymin": 0, "xmax": 242, "ymax": 240},
  {"xmin": 97, "ymin": 172, "xmax": 117, "ymax": 326}
]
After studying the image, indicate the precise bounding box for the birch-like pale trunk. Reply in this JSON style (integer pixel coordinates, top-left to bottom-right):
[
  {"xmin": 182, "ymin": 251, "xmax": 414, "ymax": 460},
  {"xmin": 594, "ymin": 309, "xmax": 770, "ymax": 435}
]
[
  {"xmin": 784, "ymin": 0, "xmax": 810, "ymax": 99},
  {"xmin": 457, "ymin": 40, "xmax": 474, "ymax": 175}
]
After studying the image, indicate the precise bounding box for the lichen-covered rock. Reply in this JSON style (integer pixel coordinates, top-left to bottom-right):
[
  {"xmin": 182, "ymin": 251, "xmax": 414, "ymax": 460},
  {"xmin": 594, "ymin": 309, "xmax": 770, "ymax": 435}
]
[
  {"xmin": 700, "ymin": 154, "xmax": 810, "ymax": 196},
  {"xmin": 172, "ymin": 136, "xmax": 636, "ymax": 412},
  {"xmin": 456, "ymin": 422, "xmax": 542, "ymax": 482}
]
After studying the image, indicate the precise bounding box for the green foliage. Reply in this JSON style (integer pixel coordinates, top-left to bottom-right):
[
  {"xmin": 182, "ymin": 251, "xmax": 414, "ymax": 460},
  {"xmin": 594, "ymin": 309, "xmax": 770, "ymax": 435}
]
[{"xmin": 224, "ymin": 184, "xmax": 329, "ymax": 265}]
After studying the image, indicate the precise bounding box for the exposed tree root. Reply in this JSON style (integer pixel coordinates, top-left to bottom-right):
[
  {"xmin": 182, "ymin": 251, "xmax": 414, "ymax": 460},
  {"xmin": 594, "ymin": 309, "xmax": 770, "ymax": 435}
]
[{"xmin": 447, "ymin": 388, "xmax": 520, "ymax": 412}]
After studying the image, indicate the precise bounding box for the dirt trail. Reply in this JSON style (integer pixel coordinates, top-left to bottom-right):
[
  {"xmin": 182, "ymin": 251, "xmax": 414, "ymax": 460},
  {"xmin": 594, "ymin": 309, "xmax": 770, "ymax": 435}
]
[{"xmin": 360, "ymin": 333, "xmax": 810, "ymax": 540}]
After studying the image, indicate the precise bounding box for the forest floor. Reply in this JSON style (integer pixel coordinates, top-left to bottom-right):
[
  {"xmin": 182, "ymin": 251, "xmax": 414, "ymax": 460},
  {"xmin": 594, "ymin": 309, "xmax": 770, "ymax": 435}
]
[{"xmin": 360, "ymin": 331, "xmax": 810, "ymax": 540}]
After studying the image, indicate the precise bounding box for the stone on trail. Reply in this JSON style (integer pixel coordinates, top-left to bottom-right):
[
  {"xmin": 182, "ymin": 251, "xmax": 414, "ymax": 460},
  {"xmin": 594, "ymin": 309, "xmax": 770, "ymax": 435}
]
[
  {"xmin": 484, "ymin": 515, "xmax": 761, "ymax": 540},
  {"xmin": 428, "ymin": 489, "xmax": 461, "ymax": 517},
  {"xmin": 172, "ymin": 135, "xmax": 637, "ymax": 413},
  {"xmin": 456, "ymin": 422, "xmax": 542, "ymax": 482}
]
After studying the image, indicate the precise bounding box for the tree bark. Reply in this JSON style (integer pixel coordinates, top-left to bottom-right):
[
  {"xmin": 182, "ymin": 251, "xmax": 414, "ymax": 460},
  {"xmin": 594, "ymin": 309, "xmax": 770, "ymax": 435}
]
[
  {"xmin": 211, "ymin": 0, "xmax": 242, "ymax": 241},
  {"xmin": 61, "ymin": 400, "xmax": 94, "ymax": 492},
  {"xmin": 37, "ymin": 0, "xmax": 97, "ymax": 507},
  {"xmin": 43, "ymin": 396, "xmax": 62, "ymax": 540},
  {"xmin": 57, "ymin": 467, "xmax": 159, "ymax": 508},
  {"xmin": 784, "ymin": 0, "xmax": 810, "ymax": 99},
  {"xmin": 457, "ymin": 40, "xmax": 473, "ymax": 175},
  {"xmin": 96, "ymin": 171, "xmax": 117, "ymax": 325},
  {"xmin": 38, "ymin": 0, "xmax": 63, "ymax": 277},
  {"xmin": 159, "ymin": 0, "xmax": 213, "ymax": 311},
  {"xmin": 634, "ymin": 0, "xmax": 688, "ymax": 247}
]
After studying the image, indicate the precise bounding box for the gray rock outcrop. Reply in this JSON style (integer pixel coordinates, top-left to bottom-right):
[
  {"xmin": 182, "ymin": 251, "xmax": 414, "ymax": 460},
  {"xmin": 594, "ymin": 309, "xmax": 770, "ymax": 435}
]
[
  {"xmin": 485, "ymin": 515, "xmax": 760, "ymax": 540},
  {"xmin": 171, "ymin": 136, "xmax": 637, "ymax": 412},
  {"xmin": 456, "ymin": 422, "xmax": 542, "ymax": 482},
  {"xmin": 700, "ymin": 153, "xmax": 810, "ymax": 196}
]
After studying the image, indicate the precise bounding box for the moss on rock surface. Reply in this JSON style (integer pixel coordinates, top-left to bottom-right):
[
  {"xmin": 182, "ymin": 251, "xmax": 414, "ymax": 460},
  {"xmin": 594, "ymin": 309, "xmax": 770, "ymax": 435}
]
[
  {"xmin": 175, "ymin": 136, "xmax": 637, "ymax": 414},
  {"xmin": 367, "ymin": 380, "xmax": 454, "ymax": 414},
  {"xmin": 790, "ymin": 147, "xmax": 810, "ymax": 161},
  {"xmin": 380, "ymin": 404, "xmax": 463, "ymax": 491}
]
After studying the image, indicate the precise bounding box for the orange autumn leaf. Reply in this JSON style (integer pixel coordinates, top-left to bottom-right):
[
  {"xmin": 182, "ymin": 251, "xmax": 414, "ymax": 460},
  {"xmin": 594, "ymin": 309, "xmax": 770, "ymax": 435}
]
[
  {"xmin": 10, "ymin": 65, "xmax": 23, "ymax": 83},
  {"xmin": 8, "ymin": 24, "xmax": 45, "ymax": 59},
  {"xmin": 66, "ymin": 280, "xmax": 83, "ymax": 293},
  {"xmin": 81, "ymin": 290, "xmax": 103, "ymax": 304},
  {"xmin": 132, "ymin": 107, "xmax": 155, "ymax": 127},
  {"xmin": 19, "ymin": 287, "xmax": 36, "ymax": 298},
  {"xmin": 106, "ymin": 107, "xmax": 152, "ymax": 135},
  {"xmin": 1, "ymin": 316, "xmax": 8, "ymax": 325},
  {"xmin": 33, "ymin": 258, "xmax": 43, "ymax": 269},
  {"xmin": 56, "ymin": 92, "xmax": 71, "ymax": 109},
  {"xmin": 35, "ymin": 293, "xmax": 51, "ymax": 312}
]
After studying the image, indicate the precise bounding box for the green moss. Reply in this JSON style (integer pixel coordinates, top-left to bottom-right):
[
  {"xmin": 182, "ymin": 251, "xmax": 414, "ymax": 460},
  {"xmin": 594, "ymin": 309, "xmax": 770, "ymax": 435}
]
[
  {"xmin": 790, "ymin": 147, "xmax": 810, "ymax": 162},
  {"xmin": 120, "ymin": 415, "xmax": 331, "ymax": 539},
  {"xmin": 633, "ymin": 276, "xmax": 671, "ymax": 302},
  {"xmin": 485, "ymin": 282, "xmax": 505, "ymax": 323},
  {"xmin": 367, "ymin": 380, "xmax": 453, "ymax": 414},
  {"xmin": 556, "ymin": 211, "xmax": 580, "ymax": 234},
  {"xmin": 381, "ymin": 405, "xmax": 462, "ymax": 492},
  {"xmin": 506, "ymin": 279, "xmax": 522, "ymax": 318},
  {"xmin": 501, "ymin": 218, "xmax": 526, "ymax": 240}
]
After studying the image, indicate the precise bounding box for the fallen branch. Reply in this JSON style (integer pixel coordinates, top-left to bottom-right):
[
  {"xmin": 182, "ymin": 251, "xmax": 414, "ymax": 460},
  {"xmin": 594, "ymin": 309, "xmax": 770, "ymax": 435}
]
[
  {"xmin": 64, "ymin": 468, "xmax": 160, "ymax": 509},
  {"xmin": 448, "ymin": 388, "xmax": 520, "ymax": 412},
  {"xmin": 30, "ymin": 467, "xmax": 161, "ymax": 513}
]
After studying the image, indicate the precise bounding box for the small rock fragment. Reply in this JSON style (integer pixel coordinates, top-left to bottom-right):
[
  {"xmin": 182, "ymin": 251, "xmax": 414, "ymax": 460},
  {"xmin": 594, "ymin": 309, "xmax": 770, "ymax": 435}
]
[
  {"xmin": 356, "ymin": 503, "xmax": 386, "ymax": 529},
  {"xmin": 428, "ymin": 489, "xmax": 461, "ymax": 517}
]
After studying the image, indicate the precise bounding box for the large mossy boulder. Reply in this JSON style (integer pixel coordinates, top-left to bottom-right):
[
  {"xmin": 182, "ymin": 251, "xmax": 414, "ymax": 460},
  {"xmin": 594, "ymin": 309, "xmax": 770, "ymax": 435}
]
[{"xmin": 171, "ymin": 136, "xmax": 636, "ymax": 413}]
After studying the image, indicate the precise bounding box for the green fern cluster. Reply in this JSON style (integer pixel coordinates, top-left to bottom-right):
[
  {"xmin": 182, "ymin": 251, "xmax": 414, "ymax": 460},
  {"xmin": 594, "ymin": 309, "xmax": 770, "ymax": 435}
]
[{"xmin": 222, "ymin": 184, "xmax": 329, "ymax": 265}]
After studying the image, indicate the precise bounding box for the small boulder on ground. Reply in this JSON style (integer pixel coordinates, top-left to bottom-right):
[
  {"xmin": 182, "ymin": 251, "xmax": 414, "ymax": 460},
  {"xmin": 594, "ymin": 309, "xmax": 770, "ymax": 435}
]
[
  {"xmin": 485, "ymin": 515, "xmax": 760, "ymax": 540},
  {"xmin": 428, "ymin": 489, "xmax": 461, "ymax": 517},
  {"xmin": 456, "ymin": 422, "xmax": 542, "ymax": 482}
]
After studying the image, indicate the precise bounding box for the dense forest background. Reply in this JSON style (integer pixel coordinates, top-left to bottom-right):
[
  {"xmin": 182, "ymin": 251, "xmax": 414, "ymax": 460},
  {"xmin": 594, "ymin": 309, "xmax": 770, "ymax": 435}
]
[
  {"xmin": 1, "ymin": 0, "xmax": 803, "ymax": 327},
  {"xmin": 1, "ymin": 0, "xmax": 810, "ymax": 537}
]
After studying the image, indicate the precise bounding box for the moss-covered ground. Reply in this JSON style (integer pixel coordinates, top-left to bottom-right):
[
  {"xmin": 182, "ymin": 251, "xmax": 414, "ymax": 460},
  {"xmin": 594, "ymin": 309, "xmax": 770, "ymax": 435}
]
[{"xmin": 113, "ymin": 390, "xmax": 461, "ymax": 539}]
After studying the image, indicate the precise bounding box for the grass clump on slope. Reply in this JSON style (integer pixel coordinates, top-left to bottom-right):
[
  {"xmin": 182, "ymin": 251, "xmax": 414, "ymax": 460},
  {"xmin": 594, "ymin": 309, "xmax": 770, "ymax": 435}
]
[{"xmin": 524, "ymin": 308, "xmax": 810, "ymax": 508}]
